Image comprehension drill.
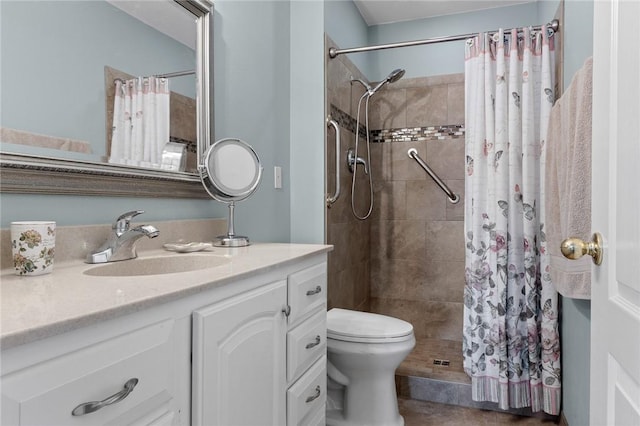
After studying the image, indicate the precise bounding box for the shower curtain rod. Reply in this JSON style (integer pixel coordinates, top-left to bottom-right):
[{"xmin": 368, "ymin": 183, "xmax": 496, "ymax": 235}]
[
  {"xmin": 113, "ymin": 70, "xmax": 195, "ymax": 85},
  {"xmin": 154, "ymin": 70, "xmax": 195, "ymax": 78},
  {"xmin": 328, "ymin": 18, "xmax": 559, "ymax": 58}
]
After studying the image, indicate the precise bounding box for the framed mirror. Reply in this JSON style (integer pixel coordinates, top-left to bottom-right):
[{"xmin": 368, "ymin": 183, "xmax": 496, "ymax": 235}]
[
  {"xmin": 200, "ymin": 138, "xmax": 263, "ymax": 246},
  {"xmin": 0, "ymin": 0, "xmax": 213, "ymax": 198}
]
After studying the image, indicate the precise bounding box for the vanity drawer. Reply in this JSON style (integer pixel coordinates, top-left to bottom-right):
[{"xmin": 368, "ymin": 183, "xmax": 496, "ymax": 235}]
[
  {"xmin": 287, "ymin": 309, "xmax": 326, "ymax": 383},
  {"xmin": 1, "ymin": 318, "xmax": 185, "ymax": 426},
  {"xmin": 287, "ymin": 356, "xmax": 326, "ymax": 426},
  {"xmin": 287, "ymin": 262, "xmax": 327, "ymax": 326}
]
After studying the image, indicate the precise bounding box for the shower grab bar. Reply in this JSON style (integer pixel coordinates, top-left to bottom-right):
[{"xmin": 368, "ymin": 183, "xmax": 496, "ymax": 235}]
[
  {"xmin": 326, "ymin": 117, "xmax": 341, "ymax": 206},
  {"xmin": 408, "ymin": 148, "xmax": 460, "ymax": 204}
]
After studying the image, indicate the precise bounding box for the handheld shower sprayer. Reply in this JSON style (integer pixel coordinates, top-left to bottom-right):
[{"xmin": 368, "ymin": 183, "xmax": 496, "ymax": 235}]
[
  {"xmin": 348, "ymin": 68, "xmax": 406, "ymax": 221},
  {"xmin": 350, "ymin": 68, "xmax": 405, "ymax": 97},
  {"xmin": 369, "ymin": 68, "xmax": 406, "ymax": 95}
]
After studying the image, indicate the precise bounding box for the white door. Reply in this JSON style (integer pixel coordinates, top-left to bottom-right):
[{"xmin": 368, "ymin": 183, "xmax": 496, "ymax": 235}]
[
  {"xmin": 192, "ymin": 280, "xmax": 288, "ymax": 426},
  {"xmin": 590, "ymin": 0, "xmax": 640, "ymax": 425}
]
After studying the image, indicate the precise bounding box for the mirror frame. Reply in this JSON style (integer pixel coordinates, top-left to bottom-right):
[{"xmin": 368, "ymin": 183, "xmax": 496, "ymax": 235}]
[
  {"xmin": 200, "ymin": 138, "xmax": 263, "ymax": 202},
  {"xmin": 0, "ymin": 0, "xmax": 213, "ymax": 199}
]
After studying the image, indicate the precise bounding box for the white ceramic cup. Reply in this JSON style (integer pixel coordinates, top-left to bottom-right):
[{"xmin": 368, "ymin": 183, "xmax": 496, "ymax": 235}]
[{"xmin": 11, "ymin": 221, "xmax": 56, "ymax": 276}]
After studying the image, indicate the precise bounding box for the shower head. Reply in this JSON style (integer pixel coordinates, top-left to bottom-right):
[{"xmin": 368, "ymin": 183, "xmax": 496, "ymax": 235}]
[
  {"xmin": 387, "ymin": 68, "xmax": 406, "ymax": 83},
  {"xmin": 370, "ymin": 68, "xmax": 406, "ymax": 95}
]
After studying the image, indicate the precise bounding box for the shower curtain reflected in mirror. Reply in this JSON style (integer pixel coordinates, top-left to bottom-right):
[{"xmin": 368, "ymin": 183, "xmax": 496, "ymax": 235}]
[
  {"xmin": 463, "ymin": 27, "xmax": 560, "ymax": 415},
  {"xmin": 110, "ymin": 76, "xmax": 170, "ymax": 169}
]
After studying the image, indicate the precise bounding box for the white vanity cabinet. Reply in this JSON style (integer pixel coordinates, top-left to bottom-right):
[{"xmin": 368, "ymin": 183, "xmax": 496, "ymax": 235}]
[
  {"xmin": 191, "ymin": 259, "xmax": 328, "ymax": 426},
  {"xmin": 0, "ymin": 248, "xmax": 329, "ymax": 426},
  {"xmin": 1, "ymin": 311, "xmax": 192, "ymax": 426}
]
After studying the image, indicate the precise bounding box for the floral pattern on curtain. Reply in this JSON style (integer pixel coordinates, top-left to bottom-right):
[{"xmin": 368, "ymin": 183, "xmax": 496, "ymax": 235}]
[
  {"xmin": 110, "ymin": 76, "xmax": 170, "ymax": 169},
  {"xmin": 463, "ymin": 27, "xmax": 560, "ymax": 415}
]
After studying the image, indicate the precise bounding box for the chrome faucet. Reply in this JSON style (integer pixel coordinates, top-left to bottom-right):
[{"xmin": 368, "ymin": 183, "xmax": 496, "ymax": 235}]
[{"xmin": 86, "ymin": 210, "xmax": 159, "ymax": 264}]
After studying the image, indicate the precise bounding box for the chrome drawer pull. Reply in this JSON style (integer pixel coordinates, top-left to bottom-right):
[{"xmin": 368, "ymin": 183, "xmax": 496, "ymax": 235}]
[
  {"xmin": 71, "ymin": 378, "xmax": 139, "ymax": 416},
  {"xmin": 305, "ymin": 335, "xmax": 321, "ymax": 349},
  {"xmin": 306, "ymin": 286, "xmax": 322, "ymax": 296},
  {"xmin": 305, "ymin": 385, "xmax": 321, "ymax": 403}
]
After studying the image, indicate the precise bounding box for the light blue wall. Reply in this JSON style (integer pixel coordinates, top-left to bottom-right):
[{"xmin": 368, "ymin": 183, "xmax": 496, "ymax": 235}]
[
  {"xmin": 213, "ymin": 0, "xmax": 292, "ymax": 243},
  {"xmin": 366, "ymin": 2, "xmax": 542, "ymax": 81},
  {"xmin": 0, "ymin": 195, "xmax": 217, "ymax": 227},
  {"xmin": 290, "ymin": 0, "xmax": 325, "ymax": 244},
  {"xmin": 559, "ymin": 1, "xmax": 594, "ymax": 424},
  {"xmin": 324, "ymin": 0, "xmax": 371, "ymax": 77},
  {"xmin": 537, "ymin": 0, "xmax": 562, "ymax": 23},
  {"xmin": 562, "ymin": 298, "xmax": 591, "ymax": 425}
]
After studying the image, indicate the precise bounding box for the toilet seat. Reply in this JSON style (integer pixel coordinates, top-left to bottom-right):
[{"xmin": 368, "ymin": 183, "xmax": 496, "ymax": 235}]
[{"xmin": 327, "ymin": 308, "xmax": 414, "ymax": 343}]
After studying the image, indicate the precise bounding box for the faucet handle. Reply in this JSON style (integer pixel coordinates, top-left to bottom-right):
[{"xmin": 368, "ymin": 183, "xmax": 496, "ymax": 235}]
[{"xmin": 114, "ymin": 210, "xmax": 145, "ymax": 235}]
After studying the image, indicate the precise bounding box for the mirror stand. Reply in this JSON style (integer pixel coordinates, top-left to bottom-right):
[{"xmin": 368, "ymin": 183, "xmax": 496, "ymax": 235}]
[
  {"xmin": 199, "ymin": 138, "xmax": 263, "ymax": 247},
  {"xmin": 214, "ymin": 201, "xmax": 250, "ymax": 247}
]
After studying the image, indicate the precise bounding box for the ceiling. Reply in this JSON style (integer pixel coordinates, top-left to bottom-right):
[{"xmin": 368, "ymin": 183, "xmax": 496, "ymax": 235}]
[
  {"xmin": 353, "ymin": 0, "xmax": 536, "ymax": 26},
  {"xmin": 108, "ymin": 0, "xmax": 538, "ymax": 47},
  {"xmin": 107, "ymin": 0, "xmax": 196, "ymax": 48}
]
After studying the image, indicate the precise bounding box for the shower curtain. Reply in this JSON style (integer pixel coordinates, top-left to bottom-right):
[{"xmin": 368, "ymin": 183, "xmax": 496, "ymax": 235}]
[
  {"xmin": 463, "ymin": 27, "xmax": 560, "ymax": 415},
  {"xmin": 110, "ymin": 76, "xmax": 170, "ymax": 168}
]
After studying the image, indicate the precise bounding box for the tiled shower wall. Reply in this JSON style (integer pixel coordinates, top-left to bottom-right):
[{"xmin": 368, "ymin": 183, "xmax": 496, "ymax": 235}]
[
  {"xmin": 325, "ymin": 35, "xmax": 467, "ymax": 343},
  {"xmin": 325, "ymin": 36, "xmax": 371, "ymax": 312},
  {"xmin": 367, "ymin": 74, "xmax": 466, "ymax": 342}
]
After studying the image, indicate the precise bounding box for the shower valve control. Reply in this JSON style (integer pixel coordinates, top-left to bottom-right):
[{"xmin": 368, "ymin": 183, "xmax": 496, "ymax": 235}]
[{"xmin": 347, "ymin": 149, "xmax": 368, "ymax": 174}]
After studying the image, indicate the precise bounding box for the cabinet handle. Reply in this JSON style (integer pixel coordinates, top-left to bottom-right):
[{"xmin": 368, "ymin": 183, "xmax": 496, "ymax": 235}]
[
  {"xmin": 306, "ymin": 286, "xmax": 322, "ymax": 296},
  {"xmin": 305, "ymin": 385, "xmax": 321, "ymax": 403},
  {"xmin": 305, "ymin": 335, "xmax": 321, "ymax": 349},
  {"xmin": 71, "ymin": 378, "xmax": 138, "ymax": 416},
  {"xmin": 282, "ymin": 305, "xmax": 291, "ymax": 317}
]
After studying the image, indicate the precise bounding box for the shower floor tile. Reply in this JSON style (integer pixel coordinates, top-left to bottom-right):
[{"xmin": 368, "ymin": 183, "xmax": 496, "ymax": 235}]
[
  {"xmin": 399, "ymin": 398, "xmax": 560, "ymax": 425},
  {"xmin": 397, "ymin": 337, "xmax": 470, "ymax": 384}
]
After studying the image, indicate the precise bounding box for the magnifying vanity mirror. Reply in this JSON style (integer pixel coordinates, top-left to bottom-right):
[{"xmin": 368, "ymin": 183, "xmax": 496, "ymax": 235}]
[
  {"xmin": 199, "ymin": 138, "xmax": 263, "ymax": 247},
  {"xmin": 0, "ymin": 0, "xmax": 213, "ymax": 198}
]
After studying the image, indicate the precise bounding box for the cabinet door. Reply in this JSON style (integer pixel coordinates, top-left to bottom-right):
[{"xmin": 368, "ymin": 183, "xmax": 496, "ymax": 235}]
[{"xmin": 192, "ymin": 280, "xmax": 287, "ymax": 426}]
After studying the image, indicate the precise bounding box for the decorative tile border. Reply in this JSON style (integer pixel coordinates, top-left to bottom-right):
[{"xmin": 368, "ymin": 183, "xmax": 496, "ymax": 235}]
[
  {"xmin": 329, "ymin": 104, "xmax": 465, "ymax": 143},
  {"xmin": 371, "ymin": 125, "xmax": 465, "ymax": 143},
  {"xmin": 329, "ymin": 104, "xmax": 368, "ymax": 139}
]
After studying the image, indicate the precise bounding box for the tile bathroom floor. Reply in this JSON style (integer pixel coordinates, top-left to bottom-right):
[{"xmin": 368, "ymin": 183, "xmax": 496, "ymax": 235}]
[
  {"xmin": 397, "ymin": 338, "xmax": 560, "ymax": 425},
  {"xmin": 397, "ymin": 337, "xmax": 469, "ymax": 383},
  {"xmin": 399, "ymin": 398, "xmax": 560, "ymax": 425}
]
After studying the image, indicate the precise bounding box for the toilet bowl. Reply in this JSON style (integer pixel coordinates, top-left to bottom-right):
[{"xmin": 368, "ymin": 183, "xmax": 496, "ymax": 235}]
[{"xmin": 325, "ymin": 308, "xmax": 415, "ymax": 426}]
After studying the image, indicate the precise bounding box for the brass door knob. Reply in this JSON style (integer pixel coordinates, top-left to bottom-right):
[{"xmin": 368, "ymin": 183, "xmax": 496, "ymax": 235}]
[{"xmin": 560, "ymin": 233, "xmax": 603, "ymax": 265}]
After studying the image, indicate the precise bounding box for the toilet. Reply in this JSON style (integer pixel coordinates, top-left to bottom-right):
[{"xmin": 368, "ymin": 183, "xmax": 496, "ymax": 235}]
[{"xmin": 325, "ymin": 308, "xmax": 416, "ymax": 426}]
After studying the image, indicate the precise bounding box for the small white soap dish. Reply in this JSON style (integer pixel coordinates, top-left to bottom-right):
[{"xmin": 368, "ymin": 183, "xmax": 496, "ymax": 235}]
[{"xmin": 163, "ymin": 242, "xmax": 213, "ymax": 253}]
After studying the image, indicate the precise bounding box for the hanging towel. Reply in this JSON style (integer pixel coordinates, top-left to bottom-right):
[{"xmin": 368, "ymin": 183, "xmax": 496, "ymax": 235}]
[{"xmin": 543, "ymin": 57, "xmax": 593, "ymax": 299}]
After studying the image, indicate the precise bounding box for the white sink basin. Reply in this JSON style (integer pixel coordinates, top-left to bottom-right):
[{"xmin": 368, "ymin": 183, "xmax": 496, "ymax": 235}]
[{"xmin": 84, "ymin": 255, "xmax": 230, "ymax": 277}]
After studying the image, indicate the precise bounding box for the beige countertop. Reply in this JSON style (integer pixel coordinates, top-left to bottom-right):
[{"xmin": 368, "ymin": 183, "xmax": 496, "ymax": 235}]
[{"xmin": 1, "ymin": 243, "xmax": 332, "ymax": 349}]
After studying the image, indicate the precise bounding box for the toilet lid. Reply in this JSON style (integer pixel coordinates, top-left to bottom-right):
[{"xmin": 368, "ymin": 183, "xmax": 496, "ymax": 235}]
[{"xmin": 327, "ymin": 308, "xmax": 414, "ymax": 341}]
